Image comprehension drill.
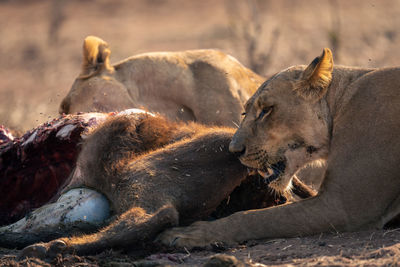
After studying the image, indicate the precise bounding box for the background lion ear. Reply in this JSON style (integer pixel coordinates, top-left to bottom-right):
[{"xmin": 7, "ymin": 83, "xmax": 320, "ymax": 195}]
[
  {"xmin": 80, "ymin": 36, "xmax": 113, "ymax": 78},
  {"xmin": 295, "ymin": 48, "xmax": 333, "ymax": 101}
]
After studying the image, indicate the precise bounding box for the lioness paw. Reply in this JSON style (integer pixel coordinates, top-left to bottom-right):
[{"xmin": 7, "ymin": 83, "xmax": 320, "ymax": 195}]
[
  {"xmin": 156, "ymin": 228, "xmax": 210, "ymax": 249},
  {"xmin": 156, "ymin": 222, "xmax": 231, "ymax": 250}
]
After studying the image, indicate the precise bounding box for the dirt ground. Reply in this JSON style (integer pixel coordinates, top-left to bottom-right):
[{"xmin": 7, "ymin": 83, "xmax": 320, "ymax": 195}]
[
  {"xmin": 2, "ymin": 0, "xmax": 400, "ymax": 266},
  {"xmin": 1, "ymin": 229, "xmax": 400, "ymax": 266}
]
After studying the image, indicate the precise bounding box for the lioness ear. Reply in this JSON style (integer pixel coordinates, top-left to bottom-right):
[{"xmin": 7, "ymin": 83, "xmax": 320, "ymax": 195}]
[
  {"xmin": 80, "ymin": 36, "xmax": 114, "ymax": 78},
  {"xmin": 295, "ymin": 48, "xmax": 333, "ymax": 101}
]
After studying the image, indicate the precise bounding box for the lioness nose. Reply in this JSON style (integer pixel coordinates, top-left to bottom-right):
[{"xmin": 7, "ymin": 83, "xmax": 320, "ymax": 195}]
[{"xmin": 229, "ymin": 140, "xmax": 246, "ymax": 157}]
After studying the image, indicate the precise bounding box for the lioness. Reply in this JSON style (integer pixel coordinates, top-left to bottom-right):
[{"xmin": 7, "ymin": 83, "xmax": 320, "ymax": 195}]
[
  {"xmin": 158, "ymin": 48, "xmax": 400, "ymax": 248},
  {"xmin": 60, "ymin": 36, "xmax": 264, "ymax": 126}
]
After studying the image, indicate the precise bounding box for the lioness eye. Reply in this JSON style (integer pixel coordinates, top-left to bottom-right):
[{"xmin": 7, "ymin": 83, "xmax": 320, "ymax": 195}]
[
  {"xmin": 257, "ymin": 106, "xmax": 273, "ymax": 120},
  {"xmin": 241, "ymin": 112, "xmax": 247, "ymax": 116}
]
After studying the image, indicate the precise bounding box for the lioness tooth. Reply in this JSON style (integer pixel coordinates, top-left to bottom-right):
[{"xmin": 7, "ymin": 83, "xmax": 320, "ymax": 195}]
[
  {"xmin": 258, "ymin": 170, "xmax": 268, "ymax": 178},
  {"xmin": 247, "ymin": 168, "xmax": 257, "ymax": 175}
]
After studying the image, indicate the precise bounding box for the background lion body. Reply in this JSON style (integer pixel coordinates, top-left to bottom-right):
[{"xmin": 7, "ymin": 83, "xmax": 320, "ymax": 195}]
[{"xmin": 60, "ymin": 36, "xmax": 264, "ymax": 127}]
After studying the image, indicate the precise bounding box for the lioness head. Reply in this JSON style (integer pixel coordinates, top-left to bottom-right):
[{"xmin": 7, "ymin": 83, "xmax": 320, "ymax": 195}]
[
  {"xmin": 60, "ymin": 36, "xmax": 136, "ymax": 114},
  {"xmin": 229, "ymin": 49, "xmax": 334, "ymax": 193}
]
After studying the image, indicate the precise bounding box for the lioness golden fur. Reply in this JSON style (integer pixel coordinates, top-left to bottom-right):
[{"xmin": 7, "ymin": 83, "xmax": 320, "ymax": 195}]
[
  {"xmin": 60, "ymin": 36, "xmax": 264, "ymax": 127},
  {"xmin": 158, "ymin": 48, "xmax": 400, "ymax": 248}
]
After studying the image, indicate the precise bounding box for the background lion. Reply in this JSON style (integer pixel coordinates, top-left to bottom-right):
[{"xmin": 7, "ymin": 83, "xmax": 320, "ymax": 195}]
[{"xmin": 59, "ymin": 36, "xmax": 264, "ymax": 127}]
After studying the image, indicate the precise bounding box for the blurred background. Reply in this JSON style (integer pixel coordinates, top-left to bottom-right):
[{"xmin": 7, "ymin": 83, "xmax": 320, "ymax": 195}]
[{"xmin": 0, "ymin": 0, "xmax": 399, "ymax": 132}]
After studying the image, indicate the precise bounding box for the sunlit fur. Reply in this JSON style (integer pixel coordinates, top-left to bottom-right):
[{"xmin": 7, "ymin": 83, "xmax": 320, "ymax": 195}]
[
  {"xmin": 294, "ymin": 48, "xmax": 334, "ymax": 101},
  {"xmin": 231, "ymin": 49, "xmax": 336, "ymax": 193},
  {"xmin": 81, "ymin": 36, "xmax": 113, "ymax": 78}
]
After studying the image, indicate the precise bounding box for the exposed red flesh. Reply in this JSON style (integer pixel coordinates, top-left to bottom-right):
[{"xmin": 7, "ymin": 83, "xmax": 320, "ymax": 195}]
[{"xmin": 0, "ymin": 114, "xmax": 106, "ymax": 226}]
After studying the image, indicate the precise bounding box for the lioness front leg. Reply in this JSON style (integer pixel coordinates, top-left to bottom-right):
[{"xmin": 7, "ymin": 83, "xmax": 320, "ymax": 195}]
[
  {"xmin": 158, "ymin": 194, "xmax": 350, "ymax": 249},
  {"xmin": 20, "ymin": 204, "xmax": 179, "ymax": 259}
]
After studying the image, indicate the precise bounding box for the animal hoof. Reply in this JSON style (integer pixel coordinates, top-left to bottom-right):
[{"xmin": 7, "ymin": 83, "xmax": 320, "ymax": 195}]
[
  {"xmin": 18, "ymin": 243, "xmax": 47, "ymax": 260},
  {"xmin": 18, "ymin": 240, "xmax": 68, "ymax": 260}
]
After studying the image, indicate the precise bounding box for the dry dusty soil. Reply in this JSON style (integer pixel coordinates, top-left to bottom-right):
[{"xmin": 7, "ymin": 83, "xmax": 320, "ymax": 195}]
[{"xmin": 1, "ymin": 229, "xmax": 400, "ymax": 266}]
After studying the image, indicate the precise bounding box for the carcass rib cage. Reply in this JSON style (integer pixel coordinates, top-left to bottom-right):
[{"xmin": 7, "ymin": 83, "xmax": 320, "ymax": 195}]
[{"xmin": 0, "ymin": 113, "xmax": 108, "ymax": 226}]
